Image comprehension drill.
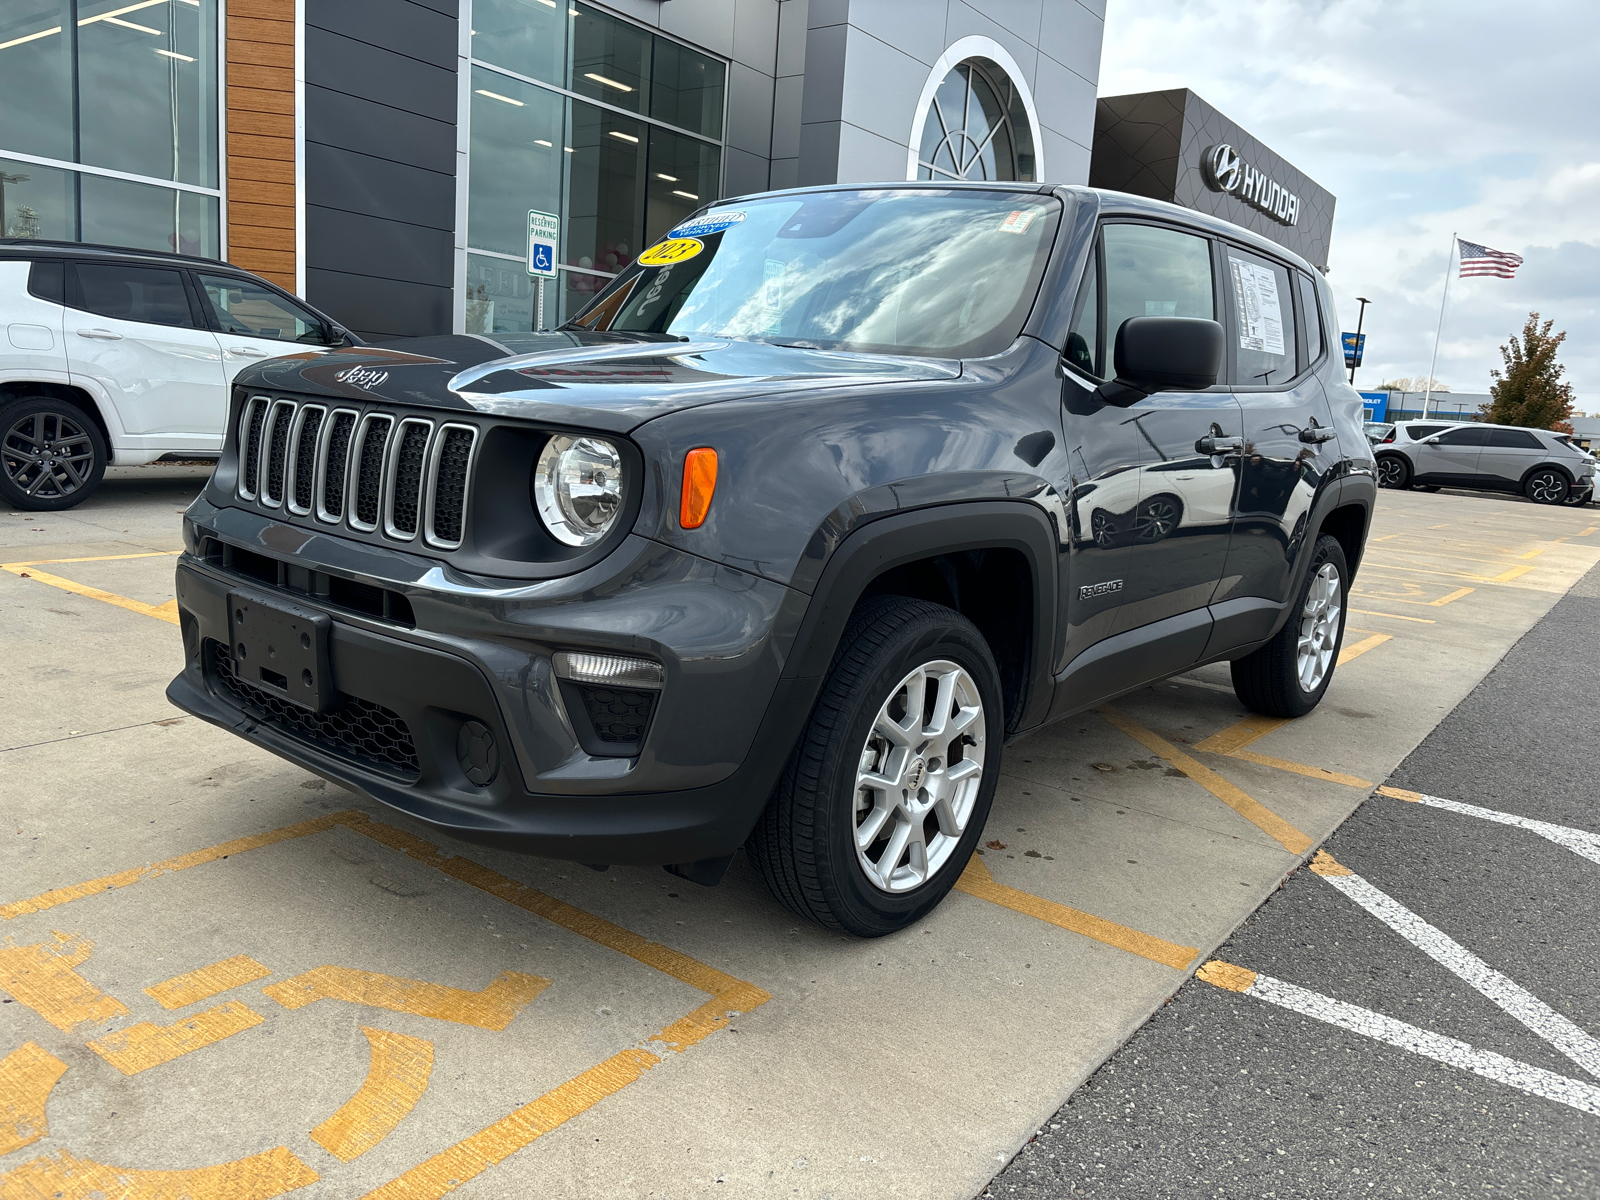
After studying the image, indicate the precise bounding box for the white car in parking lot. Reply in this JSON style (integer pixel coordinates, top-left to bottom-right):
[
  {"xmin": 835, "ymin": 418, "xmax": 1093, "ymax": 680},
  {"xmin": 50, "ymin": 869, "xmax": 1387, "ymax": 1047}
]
[
  {"xmin": 0, "ymin": 239, "xmax": 355, "ymax": 510},
  {"xmin": 1374, "ymin": 419, "xmax": 1596, "ymax": 505}
]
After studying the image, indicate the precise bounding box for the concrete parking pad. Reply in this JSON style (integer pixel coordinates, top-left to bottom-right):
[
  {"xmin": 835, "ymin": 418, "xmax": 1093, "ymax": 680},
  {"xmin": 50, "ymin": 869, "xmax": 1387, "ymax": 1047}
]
[{"xmin": 4, "ymin": 482, "xmax": 1599, "ymax": 1197}]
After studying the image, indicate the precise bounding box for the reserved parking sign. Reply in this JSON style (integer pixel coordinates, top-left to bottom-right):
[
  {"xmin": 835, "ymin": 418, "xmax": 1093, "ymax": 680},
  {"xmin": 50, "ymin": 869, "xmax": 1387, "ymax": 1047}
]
[{"xmin": 526, "ymin": 209, "xmax": 559, "ymax": 279}]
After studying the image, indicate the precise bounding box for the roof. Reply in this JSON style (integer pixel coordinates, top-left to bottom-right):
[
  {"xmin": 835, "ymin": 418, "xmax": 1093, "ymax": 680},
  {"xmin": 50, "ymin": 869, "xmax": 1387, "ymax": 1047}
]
[{"xmin": 0, "ymin": 237, "xmax": 244, "ymax": 272}]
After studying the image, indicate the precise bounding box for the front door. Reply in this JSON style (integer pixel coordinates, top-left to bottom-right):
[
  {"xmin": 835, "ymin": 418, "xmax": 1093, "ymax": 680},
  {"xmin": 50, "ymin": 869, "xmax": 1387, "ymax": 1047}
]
[
  {"xmin": 1101, "ymin": 222, "xmax": 1239, "ymax": 634},
  {"xmin": 63, "ymin": 261, "xmax": 227, "ymax": 448},
  {"xmin": 193, "ymin": 271, "xmax": 340, "ymax": 384},
  {"xmin": 1223, "ymin": 249, "xmax": 1344, "ymax": 615},
  {"xmin": 1476, "ymin": 426, "xmax": 1546, "ymax": 491}
]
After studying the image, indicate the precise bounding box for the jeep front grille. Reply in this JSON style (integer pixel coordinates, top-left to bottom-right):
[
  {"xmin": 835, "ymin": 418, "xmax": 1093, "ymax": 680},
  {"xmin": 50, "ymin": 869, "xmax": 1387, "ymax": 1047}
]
[{"xmin": 236, "ymin": 396, "xmax": 480, "ymax": 552}]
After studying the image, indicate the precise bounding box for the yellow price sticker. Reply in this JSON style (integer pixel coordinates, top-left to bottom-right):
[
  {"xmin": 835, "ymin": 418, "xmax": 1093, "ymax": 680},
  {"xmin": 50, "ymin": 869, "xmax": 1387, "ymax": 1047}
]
[{"xmin": 637, "ymin": 237, "xmax": 704, "ymax": 266}]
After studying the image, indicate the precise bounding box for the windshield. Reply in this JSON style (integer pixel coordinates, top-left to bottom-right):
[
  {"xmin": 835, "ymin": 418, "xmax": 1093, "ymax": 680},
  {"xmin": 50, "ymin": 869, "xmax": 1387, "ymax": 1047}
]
[{"xmin": 565, "ymin": 189, "xmax": 1061, "ymax": 359}]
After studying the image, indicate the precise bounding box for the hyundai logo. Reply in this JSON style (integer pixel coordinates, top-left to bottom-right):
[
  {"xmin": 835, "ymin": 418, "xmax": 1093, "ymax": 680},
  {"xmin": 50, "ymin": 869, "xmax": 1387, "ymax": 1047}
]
[
  {"xmin": 1203, "ymin": 143, "xmax": 1243, "ymax": 194},
  {"xmin": 334, "ymin": 366, "xmax": 390, "ymax": 389}
]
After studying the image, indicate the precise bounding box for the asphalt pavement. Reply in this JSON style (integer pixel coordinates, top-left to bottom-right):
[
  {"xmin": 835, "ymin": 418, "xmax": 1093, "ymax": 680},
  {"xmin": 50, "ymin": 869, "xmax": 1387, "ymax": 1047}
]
[{"xmin": 983, "ymin": 556, "xmax": 1600, "ymax": 1198}]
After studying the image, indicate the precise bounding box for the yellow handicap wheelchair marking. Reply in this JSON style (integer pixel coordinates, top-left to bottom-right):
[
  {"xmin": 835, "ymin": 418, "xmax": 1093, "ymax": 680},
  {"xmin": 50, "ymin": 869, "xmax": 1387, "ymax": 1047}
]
[{"xmin": 0, "ymin": 809, "xmax": 771, "ymax": 1198}]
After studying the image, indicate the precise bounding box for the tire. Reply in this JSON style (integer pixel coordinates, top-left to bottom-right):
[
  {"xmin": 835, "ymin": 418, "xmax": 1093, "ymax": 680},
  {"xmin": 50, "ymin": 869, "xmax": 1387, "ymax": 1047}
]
[
  {"xmin": 0, "ymin": 397, "xmax": 107, "ymax": 511},
  {"xmin": 748, "ymin": 596, "xmax": 1002, "ymax": 937},
  {"xmin": 1563, "ymin": 486, "xmax": 1593, "ymax": 507},
  {"xmin": 1524, "ymin": 468, "xmax": 1569, "ymax": 505},
  {"xmin": 1375, "ymin": 454, "xmax": 1410, "ymax": 489},
  {"xmin": 1231, "ymin": 534, "xmax": 1349, "ymax": 719}
]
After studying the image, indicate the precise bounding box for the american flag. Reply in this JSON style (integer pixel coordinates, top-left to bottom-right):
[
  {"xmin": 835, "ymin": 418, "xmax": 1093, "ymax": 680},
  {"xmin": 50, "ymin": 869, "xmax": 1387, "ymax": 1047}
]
[{"xmin": 1458, "ymin": 239, "xmax": 1523, "ymax": 279}]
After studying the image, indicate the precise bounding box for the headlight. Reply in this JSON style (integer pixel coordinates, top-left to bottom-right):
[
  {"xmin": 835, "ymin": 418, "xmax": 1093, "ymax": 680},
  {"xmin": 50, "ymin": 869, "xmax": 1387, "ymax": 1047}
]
[{"xmin": 533, "ymin": 434, "xmax": 624, "ymax": 547}]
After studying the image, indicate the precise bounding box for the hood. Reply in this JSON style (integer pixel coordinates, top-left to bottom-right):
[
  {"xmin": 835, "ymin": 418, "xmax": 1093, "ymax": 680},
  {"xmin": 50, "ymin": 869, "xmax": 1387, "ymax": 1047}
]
[{"xmin": 240, "ymin": 331, "xmax": 961, "ymax": 433}]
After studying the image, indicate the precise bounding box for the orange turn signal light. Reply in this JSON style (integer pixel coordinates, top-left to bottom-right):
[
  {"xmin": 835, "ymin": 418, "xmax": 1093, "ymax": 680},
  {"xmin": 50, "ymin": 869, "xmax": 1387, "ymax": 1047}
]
[{"xmin": 679, "ymin": 447, "xmax": 718, "ymax": 529}]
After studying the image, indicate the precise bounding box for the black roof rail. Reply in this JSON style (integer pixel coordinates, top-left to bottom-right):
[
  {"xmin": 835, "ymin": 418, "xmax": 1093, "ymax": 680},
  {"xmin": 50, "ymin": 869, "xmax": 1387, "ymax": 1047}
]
[{"xmin": 0, "ymin": 237, "xmax": 238, "ymax": 269}]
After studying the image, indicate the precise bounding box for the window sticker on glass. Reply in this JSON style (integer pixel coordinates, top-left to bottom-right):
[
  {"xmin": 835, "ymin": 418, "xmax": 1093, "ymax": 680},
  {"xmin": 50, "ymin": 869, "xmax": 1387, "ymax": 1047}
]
[
  {"xmin": 998, "ymin": 210, "xmax": 1036, "ymax": 234},
  {"xmin": 1144, "ymin": 300, "xmax": 1177, "ymax": 316},
  {"xmin": 1230, "ymin": 256, "xmax": 1285, "ymax": 356},
  {"xmin": 669, "ymin": 211, "xmax": 746, "ymax": 238},
  {"xmin": 638, "ymin": 237, "xmax": 704, "ymax": 266}
]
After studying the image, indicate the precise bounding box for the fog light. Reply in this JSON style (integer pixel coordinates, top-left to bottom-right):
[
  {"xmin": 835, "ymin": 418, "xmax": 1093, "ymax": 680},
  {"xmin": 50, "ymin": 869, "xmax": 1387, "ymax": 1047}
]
[
  {"xmin": 553, "ymin": 650, "xmax": 663, "ymax": 689},
  {"xmin": 455, "ymin": 720, "xmax": 500, "ymax": 786}
]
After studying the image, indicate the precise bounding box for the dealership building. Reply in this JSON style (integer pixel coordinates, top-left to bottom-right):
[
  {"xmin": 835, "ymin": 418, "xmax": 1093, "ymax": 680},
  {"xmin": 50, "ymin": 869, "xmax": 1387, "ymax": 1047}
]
[{"xmin": 0, "ymin": 0, "xmax": 1333, "ymax": 343}]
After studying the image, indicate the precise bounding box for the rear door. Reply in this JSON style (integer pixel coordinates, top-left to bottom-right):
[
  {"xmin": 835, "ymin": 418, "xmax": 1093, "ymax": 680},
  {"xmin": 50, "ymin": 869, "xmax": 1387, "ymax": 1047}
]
[
  {"xmin": 63, "ymin": 261, "xmax": 227, "ymax": 444},
  {"xmin": 1410, "ymin": 425, "xmax": 1488, "ymax": 485},
  {"xmin": 1478, "ymin": 426, "xmax": 1545, "ymax": 491},
  {"xmin": 1220, "ymin": 246, "xmax": 1344, "ymax": 623}
]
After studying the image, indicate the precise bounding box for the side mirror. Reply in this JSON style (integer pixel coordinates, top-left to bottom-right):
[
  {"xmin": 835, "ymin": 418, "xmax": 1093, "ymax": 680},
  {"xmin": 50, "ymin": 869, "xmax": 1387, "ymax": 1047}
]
[
  {"xmin": 1424, "ymin": 436, "xmax": 1441, "ymax": 445},
  {"xmin": 1095, "ymin": 317, "xmax": 1224, "ymax": 408}
]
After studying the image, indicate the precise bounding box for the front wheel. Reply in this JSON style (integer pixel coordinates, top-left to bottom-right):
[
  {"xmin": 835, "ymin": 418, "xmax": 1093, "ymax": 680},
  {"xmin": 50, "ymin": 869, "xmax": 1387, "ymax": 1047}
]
[
  {"xmin": 1231, "ymin": 534, "xmax": 1349, "ymax": 719},
  {"xmin": 0, "ymin": 397, "xmax": 107, "ymax": 511},
  {"xmin": 1525, "ymin": 469, "xmax": 1569, "ymax": 505},
  {"xmin": 748, "ymin": 597, "xmax": 1002, "ymax": 937}
]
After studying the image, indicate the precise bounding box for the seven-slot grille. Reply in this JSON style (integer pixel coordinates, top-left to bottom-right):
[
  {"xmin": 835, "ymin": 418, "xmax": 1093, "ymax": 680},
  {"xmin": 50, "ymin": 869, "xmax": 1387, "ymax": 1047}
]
[{"xmin": 237, "ymin": 395, "xmax": 478, "ymax": 550}]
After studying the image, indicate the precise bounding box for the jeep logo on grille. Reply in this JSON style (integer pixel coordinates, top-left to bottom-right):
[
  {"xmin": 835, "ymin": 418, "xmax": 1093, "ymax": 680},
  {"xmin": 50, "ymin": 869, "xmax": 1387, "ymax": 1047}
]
[
  {"xmin": 1079, "ymin": 579, "xmax": 1123, "ymax": 600},
  {"xmin": 334, "ymin": 366, "xmax": 390, "ymax": 389}
]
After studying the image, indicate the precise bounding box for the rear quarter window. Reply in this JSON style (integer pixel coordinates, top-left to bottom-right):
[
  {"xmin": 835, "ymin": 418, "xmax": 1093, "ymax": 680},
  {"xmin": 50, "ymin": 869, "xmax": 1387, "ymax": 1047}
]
[{"xmin": 27, "ymin": 260, "xmax": 64, "ymax": 304}]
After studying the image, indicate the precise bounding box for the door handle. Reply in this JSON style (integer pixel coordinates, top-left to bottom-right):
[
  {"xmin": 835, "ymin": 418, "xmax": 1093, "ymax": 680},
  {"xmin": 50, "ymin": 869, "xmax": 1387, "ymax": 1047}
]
[
  {"xmin": 1196, "ymin": 435, "xmax": 1243, "ymax": 456},
  {"xmin": 76, "ymin": 328, "xmax": 123, "ymax": 340},
  {"xmin": 1298, "ymin": 422, "xmax": 1336, "ymax": 445},
  {"xmin": 226, "ymin": 346, "xmax": 269, "ymax": 357}
]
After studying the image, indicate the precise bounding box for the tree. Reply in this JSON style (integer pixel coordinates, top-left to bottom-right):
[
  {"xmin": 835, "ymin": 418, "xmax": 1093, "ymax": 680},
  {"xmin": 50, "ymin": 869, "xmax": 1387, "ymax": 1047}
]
[
  {"xmin": 1378, "ymin": 375, "xmax": 1449, "ymax": 393},
  {"xmin": 1479, "ymin": 312, "xmax": 1575, "ymax": 432}
]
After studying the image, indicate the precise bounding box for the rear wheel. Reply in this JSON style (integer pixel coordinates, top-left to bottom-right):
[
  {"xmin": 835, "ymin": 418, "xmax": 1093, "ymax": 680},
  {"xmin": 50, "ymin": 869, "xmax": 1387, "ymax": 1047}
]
[
  {"xmin": 748, "ymin": 596, "xmax": 1001, "ymax": 937},
  {"xmin": 0, "ymin": 397, "xmax": 107, "ymax": 511},
  {"xmin": 1375, "ymin": 455, "xmax": 1410, "ymax": 489},
  {"xmin": 1231, "ymin": 534, "xmax": 1348, "ymax": 719},
  {"xmin": 1525, "ymin": 468, "xmax": 1569, "ymax": 505}
]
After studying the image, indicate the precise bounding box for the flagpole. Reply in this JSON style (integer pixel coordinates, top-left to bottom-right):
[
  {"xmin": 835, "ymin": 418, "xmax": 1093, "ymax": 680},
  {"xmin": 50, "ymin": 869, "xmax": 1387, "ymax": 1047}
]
[{"xmin": 1422, "ymin": 233, "xmax": 1456, "ymax": 420}]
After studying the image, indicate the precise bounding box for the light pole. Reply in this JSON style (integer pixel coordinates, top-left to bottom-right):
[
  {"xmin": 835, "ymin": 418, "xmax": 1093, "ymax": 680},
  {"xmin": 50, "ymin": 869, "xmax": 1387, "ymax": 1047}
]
[
  {"xmin": 1349, "ymin": 296, "xmax": 1370, "ymax": 386},
  {"xmin": 0, "ymin": 171, "xmax": 30, "ymax": 238}
]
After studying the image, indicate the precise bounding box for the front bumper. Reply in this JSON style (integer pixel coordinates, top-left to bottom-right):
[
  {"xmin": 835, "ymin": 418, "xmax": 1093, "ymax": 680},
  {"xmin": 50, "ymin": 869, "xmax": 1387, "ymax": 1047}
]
[{"xmin": 167, "ymin": 502, "xmax": 814, "ymax": 866}]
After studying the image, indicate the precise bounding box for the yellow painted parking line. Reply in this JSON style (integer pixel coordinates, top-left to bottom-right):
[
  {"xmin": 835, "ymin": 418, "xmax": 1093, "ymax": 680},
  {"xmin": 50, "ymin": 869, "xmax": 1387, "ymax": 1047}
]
[
  {"xmin": 1579, "ymin": 526, "xmax": 1598, "ymax": 537},
  {"xmin": 1353, "ymin": 585, "xmax": 1473, "ymax": 607},
  {"xmin": 264, "ymin": 965, "xmax": 551, "ymax": 1030},
  {"xmin": 0, "ymin": 809, "xmax": 772, "ymax": 1199},
  {"xmin": 1, "ymin": 564, "xmax": 178, "ymax": 624},
  {"xmin": 0, "ymin": 1043, "xmax": 67, "ymax": 1156},
  {"xmin": 1362, "ymin": 561, "xmax": 1533, "ymax": 584},
  {"xmin": 0, "ymin": 1145, "xmax": 319, "ymax": 1200},
  {"xmin": 146, "ymin": 954, "xmax": 272, "ymax": 1009},
  {"xmin": 1097, "ymin": 706, "xmax": 1312, "ymax": 854},
  {"xmin": 0, "ymin": 550, "xmax": 181, "ymax": 568},
  {"xmin": 1337, "ymin": 632, "xmax": 1392, "ymax": 666},
  {"xmin": 953, "ymin": 855, "xmax": 1197, "ymax": 971},
  {"xmin": 1348, "ymin": 608, "xmax": 1436, "ymax": 623},
  {"xmin": 87, "ymin": 999, "xmax": 265, "ymax": 1076},
  {"xmin": 0, "ymin": 932, "xmax": 129, "ymax": 1031},
  {"xmin": 1196, "ymin": 959, "xmax": 1257, "ymax": 992},
  {"xmin": 1192, "ymin": 715, "xmax": 1372, "ymax": 790},
  {"xmin": 313, "ymin": 1028, "xmax": 435, "ymax": 1163}
]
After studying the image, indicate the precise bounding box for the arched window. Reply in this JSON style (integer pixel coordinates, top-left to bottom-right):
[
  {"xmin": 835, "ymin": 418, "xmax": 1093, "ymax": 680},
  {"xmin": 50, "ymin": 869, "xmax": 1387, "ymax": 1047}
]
[{"xmin": 914, "ymin": 57, "xmax": 1036, "ymax": 183}]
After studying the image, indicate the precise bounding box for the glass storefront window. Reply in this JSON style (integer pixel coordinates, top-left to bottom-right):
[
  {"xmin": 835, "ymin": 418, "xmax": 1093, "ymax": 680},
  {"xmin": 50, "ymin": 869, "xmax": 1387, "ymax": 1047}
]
[
  {"xmin": 0, "ymin": 158, "xmax": 77, "ymax": 241},
  {"xmin": 81, "ymin": 174, "xmax": 218, "ymax": 258},
  {"xmin": 468, "ymin": 67, "xmax": 565, "ymax": 259},
  {"xmin": 468, "ymin": 6, "xmax": 726, "ymax": 333},
  {"xmin": 0, "ymin": 1, "xmax": 74, "ymax": 161},
  {"xmin": 78, "ymin": 0, "xmax": 219, "ymax": 187}
]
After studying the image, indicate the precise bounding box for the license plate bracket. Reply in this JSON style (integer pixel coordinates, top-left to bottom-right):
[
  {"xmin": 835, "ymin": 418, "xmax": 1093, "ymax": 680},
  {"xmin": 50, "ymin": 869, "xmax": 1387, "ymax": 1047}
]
[{"xmin": 227, "ymin": 589, "xmax": 334, "ymax": 713}]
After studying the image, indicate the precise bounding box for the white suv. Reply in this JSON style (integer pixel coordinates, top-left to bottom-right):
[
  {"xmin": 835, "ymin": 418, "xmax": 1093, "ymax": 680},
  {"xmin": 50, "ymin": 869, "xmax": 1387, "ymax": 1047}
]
[{"xmin": 0, "ymin": 240, "xmax": 356, "ymax": 511}]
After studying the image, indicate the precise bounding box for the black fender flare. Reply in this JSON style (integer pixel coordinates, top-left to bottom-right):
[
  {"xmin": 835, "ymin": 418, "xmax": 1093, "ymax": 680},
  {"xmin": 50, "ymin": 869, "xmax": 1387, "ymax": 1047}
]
[
  {"xmin": 780, "ymin": 501, "xmax": 1060, "ymax": 733},
  {"xmin": 1520, "ymin": 461, "xmax": 1577, "ymax": 488},
  {"xmin": 1265, "ymin": 473, "xmax": 1375, "ymax": 642}
]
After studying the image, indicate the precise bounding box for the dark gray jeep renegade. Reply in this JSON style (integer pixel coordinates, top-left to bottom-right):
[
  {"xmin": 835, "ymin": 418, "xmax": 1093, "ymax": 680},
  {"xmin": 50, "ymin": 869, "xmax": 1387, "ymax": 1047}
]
[{"xmin": 168, "ymin": 183, "xmax": 1376, "ymax": 936}]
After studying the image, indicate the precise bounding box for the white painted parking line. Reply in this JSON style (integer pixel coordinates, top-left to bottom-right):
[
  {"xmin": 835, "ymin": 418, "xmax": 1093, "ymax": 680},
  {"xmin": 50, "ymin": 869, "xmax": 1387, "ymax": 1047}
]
[
  {"xmin": 1309, "ymin": 851, "xmax": 1600, "ymax": 1080},
  {"xmin": 1376, "ymin": 786, "xmax": 1600, "ymax": 867},
  {"xmin": 1198, "ymin": 960, "xmax": 1600, "ymax": 1118}
]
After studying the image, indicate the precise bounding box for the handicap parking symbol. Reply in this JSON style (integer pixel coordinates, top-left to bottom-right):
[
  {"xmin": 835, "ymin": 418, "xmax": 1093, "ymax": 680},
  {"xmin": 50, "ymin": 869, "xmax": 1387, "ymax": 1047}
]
[{"xmin": 532, "ymin": 242, "xmax": 553, "ymax": 274}]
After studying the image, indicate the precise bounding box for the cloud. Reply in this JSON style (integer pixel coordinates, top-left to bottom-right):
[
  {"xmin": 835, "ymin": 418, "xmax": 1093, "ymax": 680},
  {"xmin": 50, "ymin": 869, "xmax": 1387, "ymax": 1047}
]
[{"xmin": 1099, "ymin": 0, "xmax": 1600, "ymax": 398}]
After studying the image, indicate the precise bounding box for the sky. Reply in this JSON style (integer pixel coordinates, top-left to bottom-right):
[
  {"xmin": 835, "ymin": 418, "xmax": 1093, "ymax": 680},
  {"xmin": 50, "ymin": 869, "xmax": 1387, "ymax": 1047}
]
[{"xmin": 1097, "ymin": 0, "xmax": 1600, "ymax": 408}]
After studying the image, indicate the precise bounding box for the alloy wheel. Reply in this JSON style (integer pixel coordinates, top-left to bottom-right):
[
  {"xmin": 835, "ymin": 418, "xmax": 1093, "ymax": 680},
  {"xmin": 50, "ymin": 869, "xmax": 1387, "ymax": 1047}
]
[
  {"xmin": 1296, "ymin": 562, "xmax": 1342, "ymax": 693},
  {"xmin": 2, "ymin": 411, "xmax": 96, "ymax": 500},
  {"xmin": 852, "ymin": 660, "xmax": 986, "ymax": 893},
  {"xmin": 1376, "ymin": 457, "xmax": 1406, "ymax": 487},
  {"xmin": 1135, "ymin": 495, "xmax": 1180, "ymax": 540},
  {"xmin": 1527, "ymin": 471, "xmax": 1566, "ymax": 503}
]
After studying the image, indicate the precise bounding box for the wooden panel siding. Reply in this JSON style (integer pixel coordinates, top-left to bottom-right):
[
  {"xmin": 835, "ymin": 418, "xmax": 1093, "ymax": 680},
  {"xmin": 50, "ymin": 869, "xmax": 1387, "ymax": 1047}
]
[{"xmin": 226, "ymin": 0, "xmax": 297, "ymax": 290}]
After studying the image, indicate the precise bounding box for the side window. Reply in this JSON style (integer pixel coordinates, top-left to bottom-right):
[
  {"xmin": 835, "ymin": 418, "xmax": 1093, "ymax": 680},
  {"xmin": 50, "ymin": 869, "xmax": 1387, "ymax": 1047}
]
[
  {"xmin": 1486, "ymin": 428, "xmax": 1542, "ymax": 449},
  {"xmin": 68, "ymin": 263, "xmax": 195, "ymax": 328},
  {"xmin": 1101, "ymin": 224, "xmax": 1215, "ymax": 371},
  {"xmin": 1435, "ymin": 426, "xmax": 1489, "ymax": 447},
  {"xmin": 28, "ymin": 260, "xmax": 65, "ymax": 304},
  {"xmin": 197, "ymin": 273, "xmax": 332, "ymax": 344},
  {"xmin": 1065, "ymin": 251, "xmax": 1100, "ymax": 378},
  {"xmin": 1295, "ymin": 272, "xmax": 1324, "ymax": 368},
  {"xmin": 1405, "ymin": 424, "xmax": 1448, "ymax": 440},
  {"xmin": 1224, "ymin": 247, "xmax": 1296, "ymax": 387}
]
